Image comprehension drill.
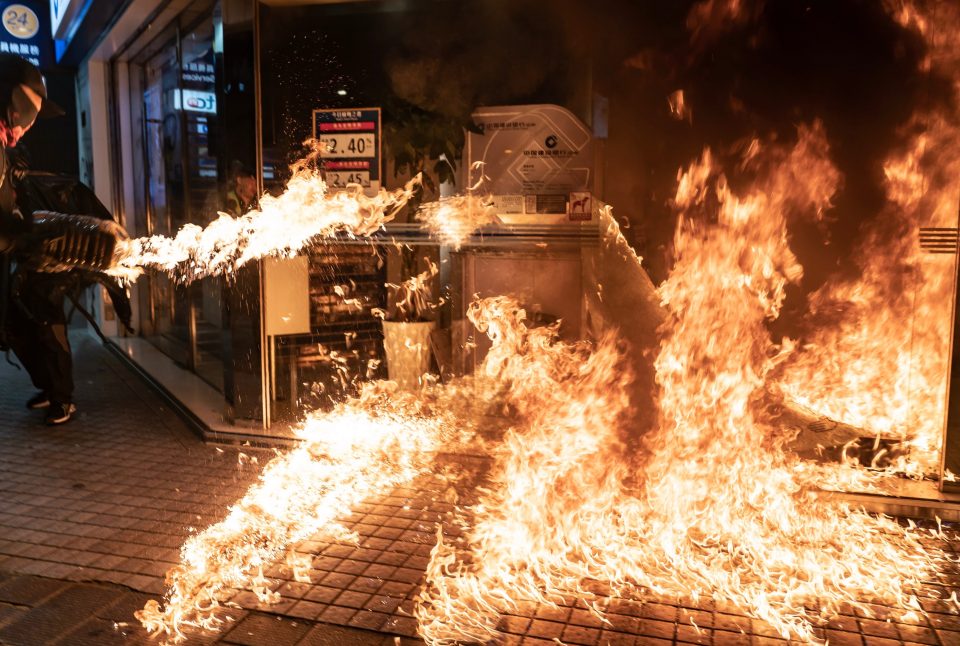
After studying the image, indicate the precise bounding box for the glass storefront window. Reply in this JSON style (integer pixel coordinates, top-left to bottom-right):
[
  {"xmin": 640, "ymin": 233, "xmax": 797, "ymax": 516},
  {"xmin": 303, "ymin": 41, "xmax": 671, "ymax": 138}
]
[
  {"xmin": 133, "ymin": 1, "xmax": 228, "ymax": 394},
  {"xmin": 103, "ymin": 0, "xmax": 960, "ymax": 493}
]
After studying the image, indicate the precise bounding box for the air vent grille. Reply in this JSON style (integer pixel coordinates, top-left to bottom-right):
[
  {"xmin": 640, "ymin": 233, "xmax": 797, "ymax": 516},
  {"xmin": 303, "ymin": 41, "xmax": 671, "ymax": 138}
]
[{"xmin": 920, "ymin": 227, "xmax": 958, "ymax": 254}]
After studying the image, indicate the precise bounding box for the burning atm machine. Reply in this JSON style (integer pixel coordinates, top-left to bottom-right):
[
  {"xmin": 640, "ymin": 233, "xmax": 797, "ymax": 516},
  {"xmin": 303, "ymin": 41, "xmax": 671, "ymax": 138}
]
[{"xmin": 451, "ymin": 104, "xmax": 602, "ymax": 373}]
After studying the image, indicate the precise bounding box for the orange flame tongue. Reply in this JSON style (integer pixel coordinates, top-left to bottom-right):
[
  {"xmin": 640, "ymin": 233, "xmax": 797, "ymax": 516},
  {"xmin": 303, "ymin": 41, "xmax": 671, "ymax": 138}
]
[
  {"xmin": 416, "ymin": 126, "xmax": 946, "ymax": 645},
  {"xmin": 136, "ymin": 406, "xmax": 451, "ymax": 643},
  {"xmin": 649, "ymin": 124, "xmax": 839, "ymax": 514},
  {"xmin": 110, "ymin": 141, "xmax": 419, "ymax": 284},
  {"xmin": 770, "ymin": 0, "xmax": 960, "ymax": 478}
]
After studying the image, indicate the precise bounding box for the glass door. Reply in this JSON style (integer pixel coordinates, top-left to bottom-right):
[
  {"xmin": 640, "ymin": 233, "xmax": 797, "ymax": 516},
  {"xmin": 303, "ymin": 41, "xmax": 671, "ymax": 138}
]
[
  {"xmin": 143, "ymin": 45, "xmax": 191, "ymax": 366},
  {"xmin": 182, "ymin": 16, "xmax": 225, "ymax": 392},
  {"xmin": 140, "ymin": 5, "xmax": 225, "ymax": 392}
]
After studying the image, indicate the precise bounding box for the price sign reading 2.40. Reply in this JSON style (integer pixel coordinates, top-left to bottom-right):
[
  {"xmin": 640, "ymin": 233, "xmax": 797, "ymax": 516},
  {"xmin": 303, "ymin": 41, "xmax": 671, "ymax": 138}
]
[
  {"xmin": 313, "ymin": 107, "xmax": 382, "ymax": 193},
  {"xmin": 319, "ymin": 134, "xmax": 375, "ymax": 158}
]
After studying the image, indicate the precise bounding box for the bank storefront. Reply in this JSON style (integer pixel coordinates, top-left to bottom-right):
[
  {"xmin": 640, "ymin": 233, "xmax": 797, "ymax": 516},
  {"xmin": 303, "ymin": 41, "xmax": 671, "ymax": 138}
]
[
  {"xmin": 62, "ymin": 1, "xmax": 960, "ymax": 514},
  {"xmin": 64, "ymin": 0, "xmax": 604, "ymax": 441}
]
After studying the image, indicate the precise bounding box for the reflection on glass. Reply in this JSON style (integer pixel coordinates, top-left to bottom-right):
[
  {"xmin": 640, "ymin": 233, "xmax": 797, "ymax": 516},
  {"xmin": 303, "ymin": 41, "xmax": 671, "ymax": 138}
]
[{"xmin": 140, "ymin": 5, "xmax": 225, "ymax": 393}]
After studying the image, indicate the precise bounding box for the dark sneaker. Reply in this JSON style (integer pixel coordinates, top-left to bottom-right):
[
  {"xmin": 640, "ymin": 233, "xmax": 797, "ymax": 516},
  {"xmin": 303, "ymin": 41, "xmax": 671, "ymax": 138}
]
[
  {"xmin": 45, "ymin": 402, "xmax": 76, "ymax": 426},
  {"xmin": 26, "ymin": 392, "xmax": 50, "ymax": 410}
]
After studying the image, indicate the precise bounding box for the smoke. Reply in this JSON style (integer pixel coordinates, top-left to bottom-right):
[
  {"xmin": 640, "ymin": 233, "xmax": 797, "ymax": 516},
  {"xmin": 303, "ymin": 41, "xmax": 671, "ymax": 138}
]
[
  {"xmin": 552, "ymin": 0, "xmax": 953, "ymax": 292},
  {"xmin": 385, "ymin": 2, "xmax": 567, "ymax": 121}
]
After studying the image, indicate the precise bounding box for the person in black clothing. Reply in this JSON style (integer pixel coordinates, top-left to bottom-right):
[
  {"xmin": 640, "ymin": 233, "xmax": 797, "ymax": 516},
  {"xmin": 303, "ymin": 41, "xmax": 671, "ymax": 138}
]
[
  {"xmin": 8, "ymin": 269, "xmax": 76, "ymax": 422},
  {"xmin": 0, "ymin": 54, "xmax": 127, "ymax": 425}
]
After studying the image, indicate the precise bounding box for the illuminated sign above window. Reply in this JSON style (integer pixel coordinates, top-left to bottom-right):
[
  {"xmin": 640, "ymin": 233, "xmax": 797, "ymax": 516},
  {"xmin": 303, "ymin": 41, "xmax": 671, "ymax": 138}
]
[
  {"xmin": 0, "ymin": 1, "xmax": 51, "ymax": 68},
  {"xmin": 49, "ymin": 0, "xmax": 79, "ymax": 39},
  {"xmin": 173, "ymin": 89, "xmax": 217, "ymax": 114}
]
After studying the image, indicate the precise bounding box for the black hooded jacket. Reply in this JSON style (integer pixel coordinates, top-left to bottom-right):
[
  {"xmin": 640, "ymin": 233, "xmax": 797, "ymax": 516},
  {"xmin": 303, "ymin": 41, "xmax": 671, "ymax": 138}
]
[{"xmin": 0, "ymin": 146, "xmax": 25, "ymax": 252}]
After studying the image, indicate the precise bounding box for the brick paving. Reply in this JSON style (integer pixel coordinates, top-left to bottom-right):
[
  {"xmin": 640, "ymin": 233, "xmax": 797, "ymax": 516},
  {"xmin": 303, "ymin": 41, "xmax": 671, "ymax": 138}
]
[
  {"xmin": 1, "ymin": 331, "xmax": 959, "ymax": 645},
  {"xmin": 0, "ymin": 333, "xmax": 420, "ymax": 645}
]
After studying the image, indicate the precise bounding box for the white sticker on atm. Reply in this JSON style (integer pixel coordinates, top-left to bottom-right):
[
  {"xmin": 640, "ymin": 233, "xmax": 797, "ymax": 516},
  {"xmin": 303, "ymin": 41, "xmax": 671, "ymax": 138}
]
[{"xmin": 493, "ymin": 195, "xmax": 524, "ymax": 214}]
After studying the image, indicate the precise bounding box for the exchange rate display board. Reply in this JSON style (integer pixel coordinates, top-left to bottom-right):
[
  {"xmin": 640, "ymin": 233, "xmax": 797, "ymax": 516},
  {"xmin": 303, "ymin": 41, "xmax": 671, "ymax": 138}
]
[{"xmin": 313, "ymin": 107, "xmax": 382, "ymax": 194}]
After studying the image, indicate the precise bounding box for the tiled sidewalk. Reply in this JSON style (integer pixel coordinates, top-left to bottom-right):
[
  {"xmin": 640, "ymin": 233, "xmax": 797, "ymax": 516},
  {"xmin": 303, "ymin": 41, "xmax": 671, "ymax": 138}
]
[
  {"xmin": 0, "ymin": 333, "xmax": 262, "ymax": 596},
  {"xmin": 0, "ymin": 332, "xmax": 430, "ymax": 645},
  {"xmin": 1, "ymin": 332, "xmax": 959, "ymax": 645}
]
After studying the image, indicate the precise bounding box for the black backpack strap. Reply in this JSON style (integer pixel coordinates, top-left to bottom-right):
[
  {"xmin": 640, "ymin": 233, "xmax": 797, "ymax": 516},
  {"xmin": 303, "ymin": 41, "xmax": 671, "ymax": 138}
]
[{"xmin": 66, "ymin": 290, "xmax": 110, "ymax": 344}]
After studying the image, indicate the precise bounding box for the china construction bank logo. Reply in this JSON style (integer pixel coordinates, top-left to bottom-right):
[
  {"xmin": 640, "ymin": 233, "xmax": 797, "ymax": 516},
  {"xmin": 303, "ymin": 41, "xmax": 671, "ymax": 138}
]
[{"xmin": 3, "ymin": 4, "xmax": 39, "ymax": 40}]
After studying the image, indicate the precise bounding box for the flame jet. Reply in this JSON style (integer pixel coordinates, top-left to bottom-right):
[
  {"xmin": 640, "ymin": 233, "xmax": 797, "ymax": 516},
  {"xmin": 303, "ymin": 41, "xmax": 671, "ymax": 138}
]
[{"xmin": 109, "ymin": 142, "xmax": 420, "ymax": 283}]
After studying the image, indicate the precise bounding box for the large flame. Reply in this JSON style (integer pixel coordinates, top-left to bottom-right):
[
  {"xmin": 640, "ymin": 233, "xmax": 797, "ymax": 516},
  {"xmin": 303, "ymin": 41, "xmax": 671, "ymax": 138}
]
[
  {"xmin": 110, "ymin": 141, "xmax": 419, "ymax": 283},
  {"xmin": 134, "ymin": 4, "xmax": 959, "ymax": 644},
  {"xmin": 773, "ymin": 0, "xmax": 960, "ymax": 478},
  {"xmin": 136, "ymin": 127, "xmax": 952, "ymax": 646},
  {"xmin": 414, "ymin": 125, "xmax": 947, "ymax": 645}
]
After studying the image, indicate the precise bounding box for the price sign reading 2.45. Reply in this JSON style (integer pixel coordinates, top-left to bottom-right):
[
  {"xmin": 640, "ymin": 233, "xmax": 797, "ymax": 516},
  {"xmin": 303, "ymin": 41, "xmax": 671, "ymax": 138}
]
[
  {"xmin": 325, "ymin": 171, "xmax": 371, "ymax": 188},
  {"xmin": 313, "ymin": 107, "xmax": 382, "ymax": 193},
  {"xmin": 319, "ymin": 134, "xmax": 375, "ymax": 158}
]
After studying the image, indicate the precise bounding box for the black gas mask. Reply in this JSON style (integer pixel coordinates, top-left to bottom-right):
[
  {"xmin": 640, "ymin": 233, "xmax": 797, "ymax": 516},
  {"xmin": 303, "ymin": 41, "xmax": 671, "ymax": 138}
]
[
  {"xmin": 8, "ymin": 83, "xmax": 40, "ymax": 130},
  {"xmin": 0, "ymin": 54, "xmax": 62, "ymax": 135}
]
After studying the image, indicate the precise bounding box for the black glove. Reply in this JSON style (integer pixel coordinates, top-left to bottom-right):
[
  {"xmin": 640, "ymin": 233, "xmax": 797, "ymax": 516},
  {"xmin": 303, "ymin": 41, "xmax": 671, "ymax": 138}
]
[{"xmin": 27, "ymin": 212, "xmax": 128, "ymax": 272}]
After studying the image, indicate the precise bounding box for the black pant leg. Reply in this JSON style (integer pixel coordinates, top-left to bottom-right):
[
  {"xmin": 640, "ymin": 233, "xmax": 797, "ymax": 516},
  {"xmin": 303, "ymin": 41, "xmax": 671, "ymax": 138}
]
[
  {"xmin": 7, "ymin": 305, "xmax": 53, "ymax": 395},
  {"xmin": 42, "ymin": 322, "xmax": 73, "ymax": 404},
  {"xmin": 7, "ymin": 276, "xmax": 74, "ymax": 404}
]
